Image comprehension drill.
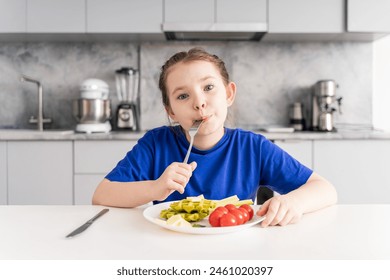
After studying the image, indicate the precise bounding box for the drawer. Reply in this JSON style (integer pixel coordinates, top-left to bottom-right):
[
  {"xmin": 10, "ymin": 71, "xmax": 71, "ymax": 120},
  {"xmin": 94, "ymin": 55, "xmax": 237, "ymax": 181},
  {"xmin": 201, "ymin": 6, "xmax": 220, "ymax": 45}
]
[{"xmin": 74, "ymin": 140, "xmax": 136, "ymax": 173}]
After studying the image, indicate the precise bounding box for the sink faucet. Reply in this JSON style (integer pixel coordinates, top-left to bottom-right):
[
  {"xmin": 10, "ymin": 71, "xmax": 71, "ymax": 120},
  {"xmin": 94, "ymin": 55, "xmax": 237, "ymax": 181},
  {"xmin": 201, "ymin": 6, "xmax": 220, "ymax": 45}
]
[{"xmin": 20, "ymin": 75, "xmax": 52, "ymax": 131}]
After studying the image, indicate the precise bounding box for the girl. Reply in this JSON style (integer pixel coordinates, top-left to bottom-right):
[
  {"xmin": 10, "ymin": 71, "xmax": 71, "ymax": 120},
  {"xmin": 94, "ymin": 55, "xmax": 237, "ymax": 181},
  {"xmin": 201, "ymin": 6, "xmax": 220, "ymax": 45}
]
[{"xmin": 93, "ymin": 47, "xmax": 337, "ymax": 227}]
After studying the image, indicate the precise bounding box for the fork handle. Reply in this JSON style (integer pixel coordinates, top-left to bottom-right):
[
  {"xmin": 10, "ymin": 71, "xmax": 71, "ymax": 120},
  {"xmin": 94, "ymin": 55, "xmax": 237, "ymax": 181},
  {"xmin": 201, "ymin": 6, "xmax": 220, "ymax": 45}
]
[{"xmin": 183, "ymin": 137, "xmax": 194, "ymax": 164}]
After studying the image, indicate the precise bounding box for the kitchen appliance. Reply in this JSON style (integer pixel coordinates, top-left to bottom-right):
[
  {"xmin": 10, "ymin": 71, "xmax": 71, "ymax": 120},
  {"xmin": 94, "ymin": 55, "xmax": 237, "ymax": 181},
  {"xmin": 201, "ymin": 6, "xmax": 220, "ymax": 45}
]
[
  {"xmin": 115, "ymin": 67, "xmax": 140, "ymax": 131},
  {"xmin": 73, "ymin": 79, "xmax": 112, "ymax": 133},
  {"xmin": 310, "ymin": 80, "xmax": 342, "ymax": 132},
  {"xmin": 289, "ymin": 102, "xmax": 305, "ymax": 131}
]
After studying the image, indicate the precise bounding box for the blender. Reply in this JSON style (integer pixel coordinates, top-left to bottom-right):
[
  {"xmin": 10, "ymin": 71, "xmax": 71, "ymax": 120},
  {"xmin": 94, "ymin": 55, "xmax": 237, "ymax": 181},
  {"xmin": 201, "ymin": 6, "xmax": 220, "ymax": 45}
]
[{"xmin": 115, "ymin": 67, "xmax": 140, "ymax": 131}]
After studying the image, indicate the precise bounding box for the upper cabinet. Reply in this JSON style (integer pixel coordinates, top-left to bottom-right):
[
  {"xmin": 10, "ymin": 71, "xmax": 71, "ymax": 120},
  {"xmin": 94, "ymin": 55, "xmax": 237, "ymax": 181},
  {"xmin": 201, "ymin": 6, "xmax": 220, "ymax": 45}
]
[
  {"xmin": 27, "ymin": 0, "xmax": 85, "ymax": 33},
  {"xmin": 164, "ymin": 0, "xmax": 214, "ymax": 24},
  {"xmin": 266, "ymin": 0, "xmax": 390, "ymax": 41},
  {"xmin": 347, "ymin": 0, "xmax": 390, "ymax": 32},
  {"xmin": 165, "ymin": 0, "xmax": 266, "ymax": 25},
  {"xmin": 0, "ymin": 0, "xmax": 26, "ymax": 32},
  {"xmin": 1, "ymin": 0, "xmax": 389, "ymax": 42},
  {"xmin": 163, "ymin": 0, "xmax": 267, "ymax": 40},
  {"xmin": 268, "ymin": 0, "xmax": 344, "ymax": 33},
  {"xmin": 87, "ymin": 0, "xmax": 163, "ymax": 33}
]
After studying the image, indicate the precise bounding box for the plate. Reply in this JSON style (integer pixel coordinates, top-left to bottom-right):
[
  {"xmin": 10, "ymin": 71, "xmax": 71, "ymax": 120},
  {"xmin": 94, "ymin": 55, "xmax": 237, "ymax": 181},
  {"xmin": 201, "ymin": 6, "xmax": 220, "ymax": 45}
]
[{"xmin": 143, "ymin": 201, "xmax": 265, "ymax": 235}]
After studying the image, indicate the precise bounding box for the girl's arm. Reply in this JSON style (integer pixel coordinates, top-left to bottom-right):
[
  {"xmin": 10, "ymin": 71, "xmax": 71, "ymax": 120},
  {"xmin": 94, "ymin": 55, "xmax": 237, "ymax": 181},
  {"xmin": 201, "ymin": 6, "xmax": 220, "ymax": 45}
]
[
  {"xmin": 257, "ymin": 172, "xmax": 337, "ymax": 227},
  {"xmin": 92, "ymin": 162, "xmax": 197, "ymax": 208}
]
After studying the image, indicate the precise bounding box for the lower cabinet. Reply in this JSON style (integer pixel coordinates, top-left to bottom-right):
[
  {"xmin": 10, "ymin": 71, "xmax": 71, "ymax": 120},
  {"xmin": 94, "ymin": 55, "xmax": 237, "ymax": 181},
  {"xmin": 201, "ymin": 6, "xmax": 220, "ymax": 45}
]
[
  {"xmin": 74, "ymin": 140, "xmax": 136, "ymax": 204},
  {"xmin": 313, "ymin": 140, "xmax": 390, "ymax": 204},
  {"xmin": 7, "ymin": 141, "xmax": 73, "ymax": 205},
  {"xmin": 0, "ymin": 142, "xmax": 7, "ymax": 205},
  {"xmin": 3, "ymin": 138, "xmax": 389, "ymax": 205},
  {"xmin": 274, "ymin": 140, "xmax": 313, "ymax": 169},
  {"xmin": 74, "ymin": 174, "xmax": 103, "ymax": 205}
]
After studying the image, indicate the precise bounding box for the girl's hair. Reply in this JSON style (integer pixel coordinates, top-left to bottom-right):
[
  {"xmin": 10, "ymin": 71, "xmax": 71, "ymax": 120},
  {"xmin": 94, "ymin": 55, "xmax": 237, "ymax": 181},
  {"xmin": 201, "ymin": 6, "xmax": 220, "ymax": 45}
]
[{"xmin": 158, "ymin": 47, "xmax": 230, "ymax": 108}]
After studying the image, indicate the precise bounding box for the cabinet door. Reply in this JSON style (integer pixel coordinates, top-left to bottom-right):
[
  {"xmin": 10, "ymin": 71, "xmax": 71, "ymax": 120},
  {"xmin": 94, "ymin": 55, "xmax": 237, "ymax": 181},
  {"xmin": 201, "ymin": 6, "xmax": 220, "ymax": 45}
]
[
  {"xmin": 0, "ymin": 142, "xmax": 6, "ymax": 205},
  {"xmin": 0, "ymin": 0, "xmax": 26, "ymax": 32},
  {"xmin": 87, "ymin": 0, "xmax": 163, "ymax": 33},
  {"xmin": 74, "ymin": 174, "xmax": 103, "ymax": 205},
  {"xmin": 74, "ymin": 140, "xmax": 136, "ymax": 174},
  {"xmin": 348, "ymin": 0, "xmax": 390, "ymax": 32},
  {"xmin": 313, "ymin": 140, "xmax": 390, "ymax": 204},
  {"xmin": 27, "ymin": 0, "xmax": 85, "ymax": 32},
  {"xmin": 216, "ymin": 0, "xmax": 266, "ymax": 24},
  {"xmin": 274, "ymin": 140, "xmax": 313, "ymax": 169},
  {"xmin": 164, "ymin": 0, "xmax": 214, "ymax": 23},
  {"xmin": 268, "ymin": 0, "xmax": 344, "ymax": 33},
  {"xmin": 8, "ymin": 141, "xmax": 73, "ymax": 205}
]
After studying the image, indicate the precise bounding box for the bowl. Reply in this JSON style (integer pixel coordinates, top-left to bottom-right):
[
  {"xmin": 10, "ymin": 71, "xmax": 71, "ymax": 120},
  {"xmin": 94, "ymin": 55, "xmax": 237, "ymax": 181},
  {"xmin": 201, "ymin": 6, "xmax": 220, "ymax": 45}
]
[{"xmin": 73, "ymin": 98, "xmax": 111, "ymax": 124}]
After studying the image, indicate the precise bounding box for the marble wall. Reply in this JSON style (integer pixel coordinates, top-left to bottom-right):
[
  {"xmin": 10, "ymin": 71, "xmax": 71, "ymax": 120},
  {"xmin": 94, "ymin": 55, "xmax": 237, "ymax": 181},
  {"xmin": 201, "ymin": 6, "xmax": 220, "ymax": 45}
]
[{"xmin": 0, "ymin": 41, "xmax": 372, "ymax": 130}]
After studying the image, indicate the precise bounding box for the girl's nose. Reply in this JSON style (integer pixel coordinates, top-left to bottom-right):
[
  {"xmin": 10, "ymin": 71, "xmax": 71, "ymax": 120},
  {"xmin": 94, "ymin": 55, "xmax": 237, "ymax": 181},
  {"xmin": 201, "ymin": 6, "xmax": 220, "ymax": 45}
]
[
  {"xmin": 193, "ymin": 95, "xmax": 206, "ymax": 110},
  {"xmin": 194, "ymin": 103, "xmax": 205, "ymax": 110}
]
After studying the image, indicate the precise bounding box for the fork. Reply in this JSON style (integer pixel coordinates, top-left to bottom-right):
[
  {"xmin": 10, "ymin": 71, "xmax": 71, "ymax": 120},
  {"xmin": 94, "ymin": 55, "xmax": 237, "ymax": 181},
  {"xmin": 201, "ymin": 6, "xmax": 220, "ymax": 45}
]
[{"xmin": 183, "ymin": 121, "xmax": 203, "ymax": 164}]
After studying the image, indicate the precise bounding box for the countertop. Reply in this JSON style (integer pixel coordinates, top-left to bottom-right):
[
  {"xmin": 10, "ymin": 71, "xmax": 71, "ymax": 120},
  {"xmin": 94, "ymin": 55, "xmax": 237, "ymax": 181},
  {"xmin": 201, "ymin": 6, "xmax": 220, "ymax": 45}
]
[
  {"xmin": 1, "ymin": 204, "xmax": 389, "ymax": 260},
  {"xmin": 1, "ymin": 128, "xmax": 390, "ymax": 141}
]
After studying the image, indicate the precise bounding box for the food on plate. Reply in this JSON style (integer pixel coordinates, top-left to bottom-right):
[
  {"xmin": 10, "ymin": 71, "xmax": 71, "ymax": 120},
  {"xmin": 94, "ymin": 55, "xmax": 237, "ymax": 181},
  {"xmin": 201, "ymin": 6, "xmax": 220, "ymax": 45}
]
[
  {"xmin": 159, "ymin": 195, "xmax": 254, "ymax": 225},
  {"xmin": 213, "ymin": 195, "xmax": 253, "ymax": 207},
  {"xmin": 166, "ymin": 214, "xmax": 192, "ymax": 227},
  {"xmin": 208, "ymin": 204, "xmax": 255, "ymax": 227},
  {"xmin": 239, "ymin": 204, "xmax": 254, "ymax": 220},
  {"xmin": 159, "ymin": 196, "xmax": 216, "ymax": 222}
]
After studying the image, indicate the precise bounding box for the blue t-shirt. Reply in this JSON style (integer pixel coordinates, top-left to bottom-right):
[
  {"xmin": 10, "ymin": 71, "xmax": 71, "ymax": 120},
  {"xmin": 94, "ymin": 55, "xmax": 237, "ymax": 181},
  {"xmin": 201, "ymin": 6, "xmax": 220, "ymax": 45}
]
[{"xmin": 105, "ymin": 126, "xmax": 313, "ymax": 203}]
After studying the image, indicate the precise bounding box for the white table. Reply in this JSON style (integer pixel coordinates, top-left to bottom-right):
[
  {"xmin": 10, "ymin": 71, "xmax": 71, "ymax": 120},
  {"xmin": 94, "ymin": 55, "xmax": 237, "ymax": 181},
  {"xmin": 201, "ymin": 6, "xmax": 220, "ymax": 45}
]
[{"xmin": 0, "ymin": 204, "xmax": 389, "ymax": 260}]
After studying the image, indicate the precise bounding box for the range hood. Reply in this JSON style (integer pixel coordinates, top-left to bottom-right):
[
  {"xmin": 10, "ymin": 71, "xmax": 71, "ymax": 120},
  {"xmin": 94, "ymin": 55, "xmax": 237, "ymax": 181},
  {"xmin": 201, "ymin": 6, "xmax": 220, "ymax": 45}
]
[{"xmin": 163, "ymin": 22, "xmax": 267, "ymax": 41}]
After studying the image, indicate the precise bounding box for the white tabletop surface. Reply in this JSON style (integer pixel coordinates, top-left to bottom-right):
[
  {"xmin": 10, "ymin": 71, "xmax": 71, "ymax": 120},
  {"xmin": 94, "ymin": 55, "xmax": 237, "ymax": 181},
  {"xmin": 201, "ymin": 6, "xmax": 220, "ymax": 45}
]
[{"xmin": 0, "ymin": 204, "xmax": 389, "ymax": 260}]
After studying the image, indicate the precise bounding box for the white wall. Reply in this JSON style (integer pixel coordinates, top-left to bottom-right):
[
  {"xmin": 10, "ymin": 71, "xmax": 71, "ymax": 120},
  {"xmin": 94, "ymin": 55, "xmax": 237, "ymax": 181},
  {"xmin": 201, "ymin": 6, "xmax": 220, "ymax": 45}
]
[{"xmin": 373, "ymin": 35, "xmax": 390, "ymax": 131}]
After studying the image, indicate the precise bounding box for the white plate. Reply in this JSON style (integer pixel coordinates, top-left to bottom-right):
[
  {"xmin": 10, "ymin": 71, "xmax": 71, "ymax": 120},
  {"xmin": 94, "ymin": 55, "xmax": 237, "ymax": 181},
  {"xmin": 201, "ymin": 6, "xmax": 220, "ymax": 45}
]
[{"xmin": 143, "ymin": 201, "xmax": 265, "ymax": 235}]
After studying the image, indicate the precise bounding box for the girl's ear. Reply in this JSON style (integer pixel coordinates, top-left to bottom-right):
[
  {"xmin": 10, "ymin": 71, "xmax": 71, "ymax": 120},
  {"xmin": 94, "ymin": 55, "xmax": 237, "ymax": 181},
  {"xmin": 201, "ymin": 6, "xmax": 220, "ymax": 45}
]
[{"xmin": 226, "ymin": 82, "xmax": 236, "ymax": 107}]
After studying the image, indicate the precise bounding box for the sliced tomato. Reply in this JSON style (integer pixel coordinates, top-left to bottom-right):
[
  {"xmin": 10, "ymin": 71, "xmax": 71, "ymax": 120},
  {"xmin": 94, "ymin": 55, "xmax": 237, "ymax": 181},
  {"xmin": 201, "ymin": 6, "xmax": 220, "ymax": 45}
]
[
  {"xmin": 229, "ymin": 209, "xmax": 245, "ymax": 225},
  {"xmin": 240, "ymin": 204, "xmax": 254, "ymax": 220},
  {"xmin": 219, "ymin": 213, "xmax": 237, "ymax": 227},
  {"xmin": 208, "ymin": 209, "xmax": 225, "ymax": 227},
  {"xmin": 213, "ymin": 206, "xmax": 229, "ymax": 215},
  {"xmin": 224, "ymin": 204, "xmax": 237, "ymax": 212},
  {"xmin": 237, "ymin": 207, "xmax": 249, "ymax": 223}
]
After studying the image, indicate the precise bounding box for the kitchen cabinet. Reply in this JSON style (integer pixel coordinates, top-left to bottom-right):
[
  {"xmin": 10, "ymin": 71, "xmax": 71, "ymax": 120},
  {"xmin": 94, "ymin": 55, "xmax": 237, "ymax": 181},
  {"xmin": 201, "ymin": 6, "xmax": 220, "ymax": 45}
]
[
  {"xmin": 268, "ymin": 0, "xmax": 344, "ymax": 33},
  {"xmin": 313, "ymin": 140, "xmax": 390, "ymax": 204},
  {"xmin": 274, "ymin": 140, "xmax": 313, "ymax": 169},
  {"xmin": 27, "ymin": 0, "xmax": 85, "ymax": 33},
  {"xmin": 0, "ymin": 142, "xmax": 7, "ymax": 205},
  {"xmin": 87, "ymin": 0, "xmax": 163, "ymax": 33},
  {"xmin": 0, "ymin": 0, "xmax": 26, "ymax": 32},
  {"xmin": 74, "ymin": 140, "xmax": 136, "ymax": 204},
  {"xmin": 7, "ymin": 141, "xmax": 73, "ymax": 205},
  {"xmin": 347, "ymin": 0, "xmax": 390, "ymax": 32},
  {"xmin": 164, "ymin": 0, "xmax": 267, "ymax": 27}
]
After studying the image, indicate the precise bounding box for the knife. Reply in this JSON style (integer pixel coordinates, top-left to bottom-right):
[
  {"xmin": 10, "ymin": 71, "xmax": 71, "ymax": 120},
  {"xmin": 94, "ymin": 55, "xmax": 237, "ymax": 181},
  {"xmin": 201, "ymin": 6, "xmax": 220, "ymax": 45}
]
[{"xmin": 66, "ymin": 208, "xmax": 109, "ymax": 238}]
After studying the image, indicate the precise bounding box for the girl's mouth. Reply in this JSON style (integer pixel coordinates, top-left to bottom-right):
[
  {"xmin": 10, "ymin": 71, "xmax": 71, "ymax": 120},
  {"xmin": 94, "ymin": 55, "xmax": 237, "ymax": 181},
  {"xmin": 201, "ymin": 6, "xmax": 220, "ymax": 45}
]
[{"xmin": 194, "ymin": 116, "xmax": 210, "ymax": 124}]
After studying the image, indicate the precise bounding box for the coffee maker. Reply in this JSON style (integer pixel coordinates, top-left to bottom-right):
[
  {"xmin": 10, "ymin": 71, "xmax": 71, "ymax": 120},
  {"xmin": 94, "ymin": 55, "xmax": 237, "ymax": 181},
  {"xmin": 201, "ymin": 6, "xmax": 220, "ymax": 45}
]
[
  {"xmin": 310, "ymin": 80, "xmax": 342, "ymax": 132},
  {"xmin": 115, "ymin": 67, "xmax": 140, "ymax": 131}
]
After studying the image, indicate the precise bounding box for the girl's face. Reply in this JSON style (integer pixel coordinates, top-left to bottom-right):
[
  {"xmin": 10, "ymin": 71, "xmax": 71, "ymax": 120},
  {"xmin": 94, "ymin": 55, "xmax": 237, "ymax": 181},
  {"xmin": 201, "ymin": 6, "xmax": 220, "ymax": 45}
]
[{"xmin": 165, "ymin": 60, "xmax": 236, "ymax": 149}]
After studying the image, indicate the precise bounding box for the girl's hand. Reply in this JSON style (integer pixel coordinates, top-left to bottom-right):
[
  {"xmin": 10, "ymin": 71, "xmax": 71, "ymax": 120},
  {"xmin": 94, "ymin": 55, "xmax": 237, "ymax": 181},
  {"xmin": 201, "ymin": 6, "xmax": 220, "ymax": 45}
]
[
  {"xmin": 256, "ymin": 195, "xmax": 303, "ymax": 227},
  {"xmin": 153, "ymin": 161, "xmax": 197, "ymax": 201}
]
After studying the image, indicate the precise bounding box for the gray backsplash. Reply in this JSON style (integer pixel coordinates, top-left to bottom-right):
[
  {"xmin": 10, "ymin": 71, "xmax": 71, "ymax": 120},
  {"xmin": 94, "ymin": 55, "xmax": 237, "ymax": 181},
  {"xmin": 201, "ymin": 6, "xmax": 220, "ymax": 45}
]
[{"xmin": 0, "ymin": 41, "xmax": 372, "ymax": 131}]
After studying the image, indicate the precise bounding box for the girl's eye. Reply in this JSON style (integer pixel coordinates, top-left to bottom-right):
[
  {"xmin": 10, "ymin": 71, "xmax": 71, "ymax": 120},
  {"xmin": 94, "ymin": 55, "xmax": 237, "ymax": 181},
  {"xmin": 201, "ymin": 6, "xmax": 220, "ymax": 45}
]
[
  {"xmin": 204, "ymin": 84, "xmax": 214, "ymax": 91},
  {"xmin": 177, "ymin": 93, "xmax": 189, "ymax": 100}
]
